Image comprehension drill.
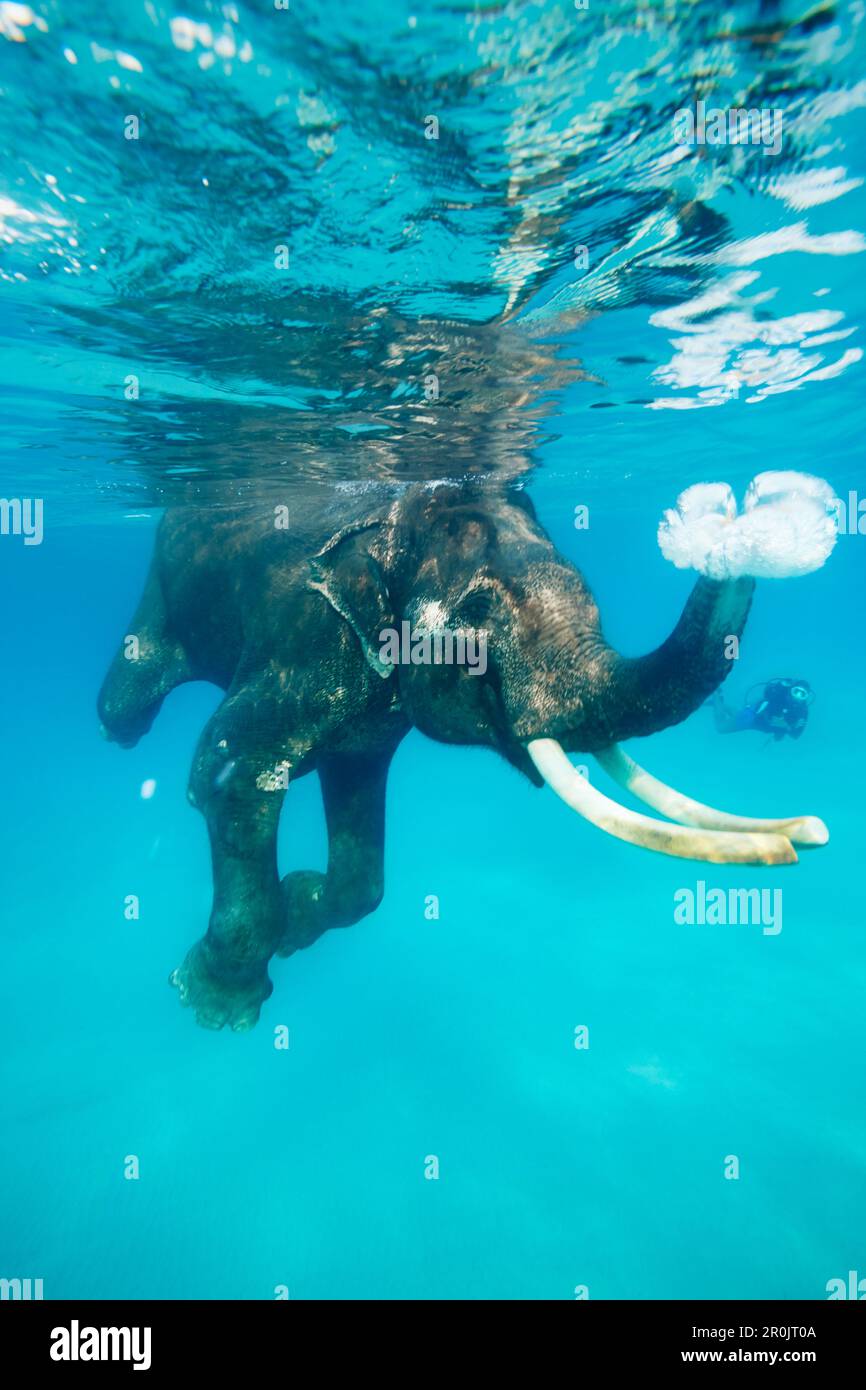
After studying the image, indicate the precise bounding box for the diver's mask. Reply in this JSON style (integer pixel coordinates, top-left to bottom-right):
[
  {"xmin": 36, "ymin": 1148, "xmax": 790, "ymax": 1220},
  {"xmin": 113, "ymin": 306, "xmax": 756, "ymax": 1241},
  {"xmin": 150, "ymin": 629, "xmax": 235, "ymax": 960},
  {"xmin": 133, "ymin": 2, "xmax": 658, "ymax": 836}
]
[{"xmin": 788, "ymin": 683, "xmax": 814, "ymax": 706}]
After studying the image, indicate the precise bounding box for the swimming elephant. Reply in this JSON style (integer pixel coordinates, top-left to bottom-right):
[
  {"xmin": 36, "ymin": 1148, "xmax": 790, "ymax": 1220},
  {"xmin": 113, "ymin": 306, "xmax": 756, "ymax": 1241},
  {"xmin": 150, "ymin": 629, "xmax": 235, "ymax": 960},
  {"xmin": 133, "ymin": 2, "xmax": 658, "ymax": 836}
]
[{"xmin": 98, "ymin": 476, "xmax": 832, "ymax": 1030}]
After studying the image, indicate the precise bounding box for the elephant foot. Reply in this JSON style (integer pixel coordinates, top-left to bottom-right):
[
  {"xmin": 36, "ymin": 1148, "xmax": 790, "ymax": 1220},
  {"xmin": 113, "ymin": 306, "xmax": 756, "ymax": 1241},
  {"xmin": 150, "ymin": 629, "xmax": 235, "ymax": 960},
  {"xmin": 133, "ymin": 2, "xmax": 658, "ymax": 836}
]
[
  {"xmin": 169, "ymin": 938, "xmax": 273, "ymax": 1032},
  {"xmin": 276, "ymin": 870, "xmax": 327, "ymax": 957}
]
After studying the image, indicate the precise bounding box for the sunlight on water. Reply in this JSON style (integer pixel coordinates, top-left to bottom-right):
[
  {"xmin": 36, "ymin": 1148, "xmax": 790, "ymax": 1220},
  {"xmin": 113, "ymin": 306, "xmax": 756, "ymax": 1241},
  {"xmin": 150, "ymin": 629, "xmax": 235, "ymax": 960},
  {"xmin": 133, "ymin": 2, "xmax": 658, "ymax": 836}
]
[{"xmin": 0, "ymin": 0, "xmax": 864, "ymax": 507}]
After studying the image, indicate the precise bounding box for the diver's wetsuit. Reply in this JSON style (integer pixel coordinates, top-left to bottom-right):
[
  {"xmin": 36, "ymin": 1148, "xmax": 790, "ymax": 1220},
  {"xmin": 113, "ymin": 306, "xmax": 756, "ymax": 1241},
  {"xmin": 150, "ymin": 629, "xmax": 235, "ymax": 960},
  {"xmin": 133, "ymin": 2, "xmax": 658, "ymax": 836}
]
[{"xmin": 713, "ymin": 679, "xmax": 811, "ymax": 741}]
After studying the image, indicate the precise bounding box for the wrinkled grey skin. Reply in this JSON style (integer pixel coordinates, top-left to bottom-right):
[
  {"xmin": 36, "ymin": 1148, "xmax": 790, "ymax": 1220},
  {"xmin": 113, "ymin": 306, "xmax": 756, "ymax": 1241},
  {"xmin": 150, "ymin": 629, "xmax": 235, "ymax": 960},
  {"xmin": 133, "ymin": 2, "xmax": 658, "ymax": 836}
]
[{"xmin": 98, "ymin": 482, "xmax": 751, "ymax": 1029}]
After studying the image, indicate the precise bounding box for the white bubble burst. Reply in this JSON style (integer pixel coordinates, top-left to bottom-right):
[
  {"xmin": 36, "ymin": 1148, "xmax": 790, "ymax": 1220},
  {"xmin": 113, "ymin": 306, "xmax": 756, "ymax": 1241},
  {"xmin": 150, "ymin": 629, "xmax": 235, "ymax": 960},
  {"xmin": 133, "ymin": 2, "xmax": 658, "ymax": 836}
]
[{"xmin": 658, "ymin": 471, "xmax": 839, "ymax": 579}]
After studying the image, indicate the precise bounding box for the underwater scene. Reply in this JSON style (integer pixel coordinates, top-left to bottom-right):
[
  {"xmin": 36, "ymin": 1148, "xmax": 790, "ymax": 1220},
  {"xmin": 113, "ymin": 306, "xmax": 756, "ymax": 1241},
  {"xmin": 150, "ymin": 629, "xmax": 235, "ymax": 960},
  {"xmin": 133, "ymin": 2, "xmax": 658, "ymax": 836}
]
[{"xmin": 0, "ymin": 0, "xmax": 865, "ymax": 1305}]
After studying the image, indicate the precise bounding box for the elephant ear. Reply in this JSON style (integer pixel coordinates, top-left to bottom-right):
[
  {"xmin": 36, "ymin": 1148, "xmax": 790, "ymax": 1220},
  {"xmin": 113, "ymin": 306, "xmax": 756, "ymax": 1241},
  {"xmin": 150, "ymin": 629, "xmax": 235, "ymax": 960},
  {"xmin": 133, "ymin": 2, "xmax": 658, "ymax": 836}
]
[{"xmin": 308, "ymin": 521, "xmax": 395, "ymax": 679}]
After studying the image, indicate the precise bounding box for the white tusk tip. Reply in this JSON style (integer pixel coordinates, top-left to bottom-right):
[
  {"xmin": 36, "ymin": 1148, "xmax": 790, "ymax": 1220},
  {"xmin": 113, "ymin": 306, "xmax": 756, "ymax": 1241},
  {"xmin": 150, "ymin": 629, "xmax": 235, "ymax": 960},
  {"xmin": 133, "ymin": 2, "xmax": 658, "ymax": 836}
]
[
  {"xmin": 787, "ymin": 817, "xmax": 829, "ymax": 848},
  {"xmin": 685, "ymin": 832, "xmax": 799, "ymax": 867}
]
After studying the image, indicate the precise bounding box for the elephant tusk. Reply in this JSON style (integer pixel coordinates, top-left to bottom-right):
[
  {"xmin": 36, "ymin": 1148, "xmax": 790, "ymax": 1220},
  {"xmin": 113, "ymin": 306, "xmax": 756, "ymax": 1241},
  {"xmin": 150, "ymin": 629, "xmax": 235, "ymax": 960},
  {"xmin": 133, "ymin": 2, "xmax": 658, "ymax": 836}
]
[
  {"xmin": 594, "ymin": 744, "xmax": 828, "ymax": 849},
  {"xmin": 526, "ymin": 738, "xmax": 798, "ymax": 866}
]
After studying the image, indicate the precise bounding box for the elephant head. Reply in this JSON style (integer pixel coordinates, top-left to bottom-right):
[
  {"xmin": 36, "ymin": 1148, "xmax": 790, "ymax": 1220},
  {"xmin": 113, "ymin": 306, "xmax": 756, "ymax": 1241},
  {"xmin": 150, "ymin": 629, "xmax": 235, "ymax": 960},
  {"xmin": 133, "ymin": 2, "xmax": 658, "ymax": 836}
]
[{"xmin": 312, "ymin": 474, "xmax": 835, "ymax": 867}]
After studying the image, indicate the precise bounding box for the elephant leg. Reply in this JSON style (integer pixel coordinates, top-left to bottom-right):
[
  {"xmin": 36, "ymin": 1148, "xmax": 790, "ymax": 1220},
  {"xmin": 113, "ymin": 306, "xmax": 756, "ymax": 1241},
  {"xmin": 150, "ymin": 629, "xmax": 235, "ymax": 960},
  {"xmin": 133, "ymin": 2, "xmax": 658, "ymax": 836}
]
[
  {"xmin": 277, "ymin": 749, "xmax": 392, "ymax": 957},
  {"xmin": 170, "ymin": 693, "xmax": 289, "ymax": 1031},
  {"xmin": 98, "ymin": 566, "xmax": 191, "ymax": 747}
]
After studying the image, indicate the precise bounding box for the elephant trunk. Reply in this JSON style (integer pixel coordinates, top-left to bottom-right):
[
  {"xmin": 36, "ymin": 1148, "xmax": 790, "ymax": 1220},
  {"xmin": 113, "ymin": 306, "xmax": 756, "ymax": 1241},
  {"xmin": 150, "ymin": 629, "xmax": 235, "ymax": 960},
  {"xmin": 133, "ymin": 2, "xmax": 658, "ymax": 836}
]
[
  {"xmin": 524, "ymin": 573, "xmax": 831, "ymax": 867},
  {"xmin": 577, "ymin": 575, "xmax": 755, "ymax": 748}
]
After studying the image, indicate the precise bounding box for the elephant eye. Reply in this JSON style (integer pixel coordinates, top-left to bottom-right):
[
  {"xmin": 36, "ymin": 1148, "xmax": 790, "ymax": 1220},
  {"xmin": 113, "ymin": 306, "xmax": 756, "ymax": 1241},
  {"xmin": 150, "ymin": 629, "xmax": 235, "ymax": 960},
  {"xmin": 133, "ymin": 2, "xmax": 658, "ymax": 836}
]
[{"xmin": 460, "ymin": 586, "xmax": 496, "ymax": 628}]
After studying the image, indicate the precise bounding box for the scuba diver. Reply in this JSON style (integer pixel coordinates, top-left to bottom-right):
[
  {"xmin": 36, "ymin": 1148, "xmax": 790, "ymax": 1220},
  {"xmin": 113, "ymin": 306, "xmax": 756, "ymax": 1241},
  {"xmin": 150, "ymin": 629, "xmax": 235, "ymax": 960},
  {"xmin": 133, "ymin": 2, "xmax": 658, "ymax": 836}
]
[{"xmin": 712, "ymin": 678, "xmax": 814, "ymax": 742}]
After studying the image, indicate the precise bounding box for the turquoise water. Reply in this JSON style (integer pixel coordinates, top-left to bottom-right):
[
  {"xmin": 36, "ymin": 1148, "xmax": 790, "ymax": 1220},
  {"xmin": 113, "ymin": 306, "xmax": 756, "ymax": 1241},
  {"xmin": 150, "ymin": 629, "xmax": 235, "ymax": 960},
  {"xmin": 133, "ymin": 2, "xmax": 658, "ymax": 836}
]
[{"xmin": 1, "ymin": 0, "xmax": 865, "ymax": 1301}]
